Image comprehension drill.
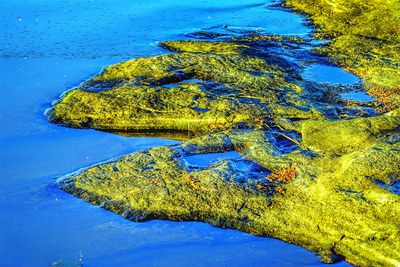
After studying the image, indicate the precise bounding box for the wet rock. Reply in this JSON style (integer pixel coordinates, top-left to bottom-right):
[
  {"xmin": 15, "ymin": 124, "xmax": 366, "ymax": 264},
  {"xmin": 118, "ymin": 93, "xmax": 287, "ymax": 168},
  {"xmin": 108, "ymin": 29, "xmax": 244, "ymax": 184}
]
[
  {"xmin": 47, "ymin": 40, "xmax": 325, "ymax": 136},
  {"xmin": 47, "ymin": 82, "xmax": 268, "ymax": 136},
  {"xmin": 58, "ymin": 125, "xmax": 400, "ymax": 267},
  {"xmin": 285, "ymin": 0, "xmax": 400, "ymax": 112},
  {"xmin": 48, "ymin": 34, "xmax": 400, "ymax": 267},
  {"xmin": 298, "ymin": 113, "xmax": 400, "ymax": 154}
]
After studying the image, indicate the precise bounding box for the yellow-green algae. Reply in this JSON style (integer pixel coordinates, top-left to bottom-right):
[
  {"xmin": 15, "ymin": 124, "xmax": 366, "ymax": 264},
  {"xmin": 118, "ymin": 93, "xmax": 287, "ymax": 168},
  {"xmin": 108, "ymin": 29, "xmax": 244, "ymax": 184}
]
[
  {"xmin": 59, "ymin": 116, "xmax": 400, "ymax": 266},
  {"xmin": 285, "ymin": 0, "xmax": 400, "ymax": 111},
  {"xmin": 48, "ymin": 83, "xmax": 268, "ymax": 135},
  {"xmin": 298, "ymin": 113, "xmax": 400, "ymax": 154},
  {"xmin": 48, "ymin": 40, "xmax": 323, "ymax": 135},
  {"xmin": 49, "ymin": 37, "xmax": 400, "ymax": 266}
]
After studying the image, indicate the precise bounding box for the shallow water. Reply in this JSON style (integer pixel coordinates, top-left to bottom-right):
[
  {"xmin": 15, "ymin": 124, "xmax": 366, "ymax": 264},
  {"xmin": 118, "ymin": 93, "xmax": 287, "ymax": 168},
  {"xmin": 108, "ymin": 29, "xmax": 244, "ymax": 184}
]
[
  {"xmin": 340, "ymin": 92, "xmax": 374, "ymax": 103},
  {"xmin": 302, "ymin": 64, "xmax": 361, "ymax": 85},
  {"xmin": 0, "ymin": 0, "xmax": 352, "ymax": 266},
  {"xmin": 184, "ymin": 151, "xmax": 242, "ymax": 167}
]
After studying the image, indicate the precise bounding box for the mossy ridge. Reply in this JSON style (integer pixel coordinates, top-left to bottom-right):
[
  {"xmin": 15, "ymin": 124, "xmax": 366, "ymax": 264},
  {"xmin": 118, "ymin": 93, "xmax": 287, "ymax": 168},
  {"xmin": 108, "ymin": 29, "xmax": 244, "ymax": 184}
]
[
  {"xmin": 59, "ymin": 116, "xmax": 400, "ymax": 266},
  {"xmin": 285, "ymin": 0, "xmax": 400, "ymax": 111},
  {"xmin": 48, "ymin": 83, "xmax": 269, "ymax": 135},
  {"xmin": 297, "ymin": 113, "xmax": 400, "ymax": 155},
  {"xmin": 90, "ymin": 41, "xmax": 286, "ymax": 92},
  {"xmin": 48, "ymin": 39, "xmax": 328, "ymax": 136},
  {"xmin": 161, "ymin": 40, "xmax": 248, "ymax": 54}
]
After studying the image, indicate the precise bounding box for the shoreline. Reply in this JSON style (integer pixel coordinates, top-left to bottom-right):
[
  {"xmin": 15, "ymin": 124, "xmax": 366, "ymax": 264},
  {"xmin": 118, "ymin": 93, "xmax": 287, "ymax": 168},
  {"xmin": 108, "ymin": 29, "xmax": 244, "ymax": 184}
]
[{"xmin": 50, "ymin": 36, "xmax": 399, "ymax": 267}]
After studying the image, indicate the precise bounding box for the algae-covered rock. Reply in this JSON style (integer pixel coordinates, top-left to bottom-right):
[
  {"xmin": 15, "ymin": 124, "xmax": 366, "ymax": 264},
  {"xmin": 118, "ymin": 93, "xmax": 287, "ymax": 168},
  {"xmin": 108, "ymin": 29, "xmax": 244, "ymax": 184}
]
[
  {"xmin": 59, "ymin": 145, "xmax": 269, "ymax": 226},
  {"xmin": 47, "ymin": 83, "xmax": 268, "ymax": 135},
  {"xmin": 228, "ymin": 130, "xmax": 290, "ymax": 171},
  {"xmin": 161, "ymin": 40, "xmax": 248, "ymax": 54},
  {"xmin": 298, "ymin": 114, "xmax": 400, "ymax": 154},
  {"xmin": 285, "ymin": 0, "xmax": 400, "ymax": 111},
  {"xmin": 47, "ymin": 24, "xmax": 400, "ymax": 267},
  {"xmin": 47, "ymin": 39, "xmax": 326, "ymax": 136},
  {"xmin": 59, "ymin": 126, "xmax": 400, "ymax": 267},
  {"xmin": 341, "ymin": 144, "xmax": 400, "ymax": 184}
]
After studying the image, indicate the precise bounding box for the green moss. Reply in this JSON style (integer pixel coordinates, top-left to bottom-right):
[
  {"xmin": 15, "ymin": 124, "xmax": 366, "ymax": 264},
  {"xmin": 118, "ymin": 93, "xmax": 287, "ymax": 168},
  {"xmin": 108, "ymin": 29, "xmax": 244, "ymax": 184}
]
[
  {"xmin": 297, "ymin": 113, "xmax": 400, "ymax": 154},
  {"xmin": 269, "ymin": 104, "xmax": 323, "ymax": 120},
  {"xmin": 48, "ymin": 39, "xmax": 321, "ymax": 135},
  {"xmin": 59, "ymin": 126, "xmax": 400, "ymax": 266},
  {"xmin": 231, "ymin": 34, "xmax": 307, "ymax": 44},
  {"xmin": 60, "ymin": 145, "xmax": 269, "ymax": 227},
  {"xmin": 228, "ymin": 130, "xmax": 289, "ymax": 171},
  {"xmin": 182, "ymin": 132, "xmax": 233, "ymax": 154},
  {"xmin": 48, "ymin": 83, "xmax": 268, "ymax": 135},
  {"xmin": 181, "ymin": 129, "xmax": 290, "ymax": 171},
  {"xmin": 285, "ymin": 0, "xmax": 400, "ymax": 111},
  {"xmin": 90, "ymin": 41, "xmax": 283, "ymax": 91},
  {"xmin": 340, "ymin": 143, "xmax": 400, "ymax": 184},
  {"xmin": 161, "ymin": 40, "xmax": 248, "ymax": 54}
]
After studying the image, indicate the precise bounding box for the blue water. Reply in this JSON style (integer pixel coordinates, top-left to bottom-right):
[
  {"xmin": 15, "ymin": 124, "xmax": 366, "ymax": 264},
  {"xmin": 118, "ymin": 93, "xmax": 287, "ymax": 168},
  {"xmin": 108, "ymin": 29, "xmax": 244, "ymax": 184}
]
[
  {"xmin": 184, "ymin": 151, "xmax": 242, "ymax": 167},
  {"xmin": 0, "ymin": 1, "xmax": 351, "ymax": 266},
  {"xmin": 340, "ymin": 92, "xmax": 374, "ymax": 102},
  {"xmin": 302, "ymin": 64, "xmax": 361, "ymax": 85}
]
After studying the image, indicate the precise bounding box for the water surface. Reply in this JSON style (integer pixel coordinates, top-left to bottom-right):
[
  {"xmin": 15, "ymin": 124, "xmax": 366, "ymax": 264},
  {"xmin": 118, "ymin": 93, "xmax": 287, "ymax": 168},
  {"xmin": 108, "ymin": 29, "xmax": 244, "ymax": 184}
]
[{"xmin": 302, "ymin": 64, "xmax": 361, "ymax": 85}]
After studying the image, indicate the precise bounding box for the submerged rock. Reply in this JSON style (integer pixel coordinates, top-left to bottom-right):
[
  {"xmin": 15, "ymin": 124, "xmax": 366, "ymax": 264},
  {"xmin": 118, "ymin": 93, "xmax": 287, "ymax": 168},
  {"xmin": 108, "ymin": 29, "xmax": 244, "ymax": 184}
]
[{"xmin": 48, "ymin": 34, "xmax": 400, "ymax": 266}]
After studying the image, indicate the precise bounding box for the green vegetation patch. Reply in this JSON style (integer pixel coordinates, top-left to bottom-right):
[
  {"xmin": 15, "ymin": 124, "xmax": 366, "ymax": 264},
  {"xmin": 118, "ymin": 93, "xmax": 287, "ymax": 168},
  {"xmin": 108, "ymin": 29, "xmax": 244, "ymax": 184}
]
[
  {"xmin": 59, "ymin": 120, "xmax": 400, "ymax": 266},
  {"xmin": 48, "ymin": 40, "xmax": 323, "ymax": 136},
  {"xmin": 285, "ymin": 0, "xmax": 400, "ymax": 111}
]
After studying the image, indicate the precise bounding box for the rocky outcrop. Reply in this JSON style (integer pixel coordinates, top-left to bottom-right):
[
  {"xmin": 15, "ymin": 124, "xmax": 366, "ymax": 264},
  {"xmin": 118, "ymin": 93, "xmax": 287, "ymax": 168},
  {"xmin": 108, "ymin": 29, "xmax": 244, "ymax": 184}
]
[{"xmin": 49, "ymin": 36, "xmax": 400, "ymax": 266}]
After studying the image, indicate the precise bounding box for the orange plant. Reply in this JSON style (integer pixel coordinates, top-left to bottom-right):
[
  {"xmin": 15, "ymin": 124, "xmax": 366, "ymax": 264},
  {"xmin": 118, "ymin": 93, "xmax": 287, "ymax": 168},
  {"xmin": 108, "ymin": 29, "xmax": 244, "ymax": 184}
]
[
  {"xmin": 268, "ymin": 165, "xmax": 297, "ymax": 183},
  {"xmin": 182, "ymin": 172, "xmax": 201, "ymax": 190}
]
